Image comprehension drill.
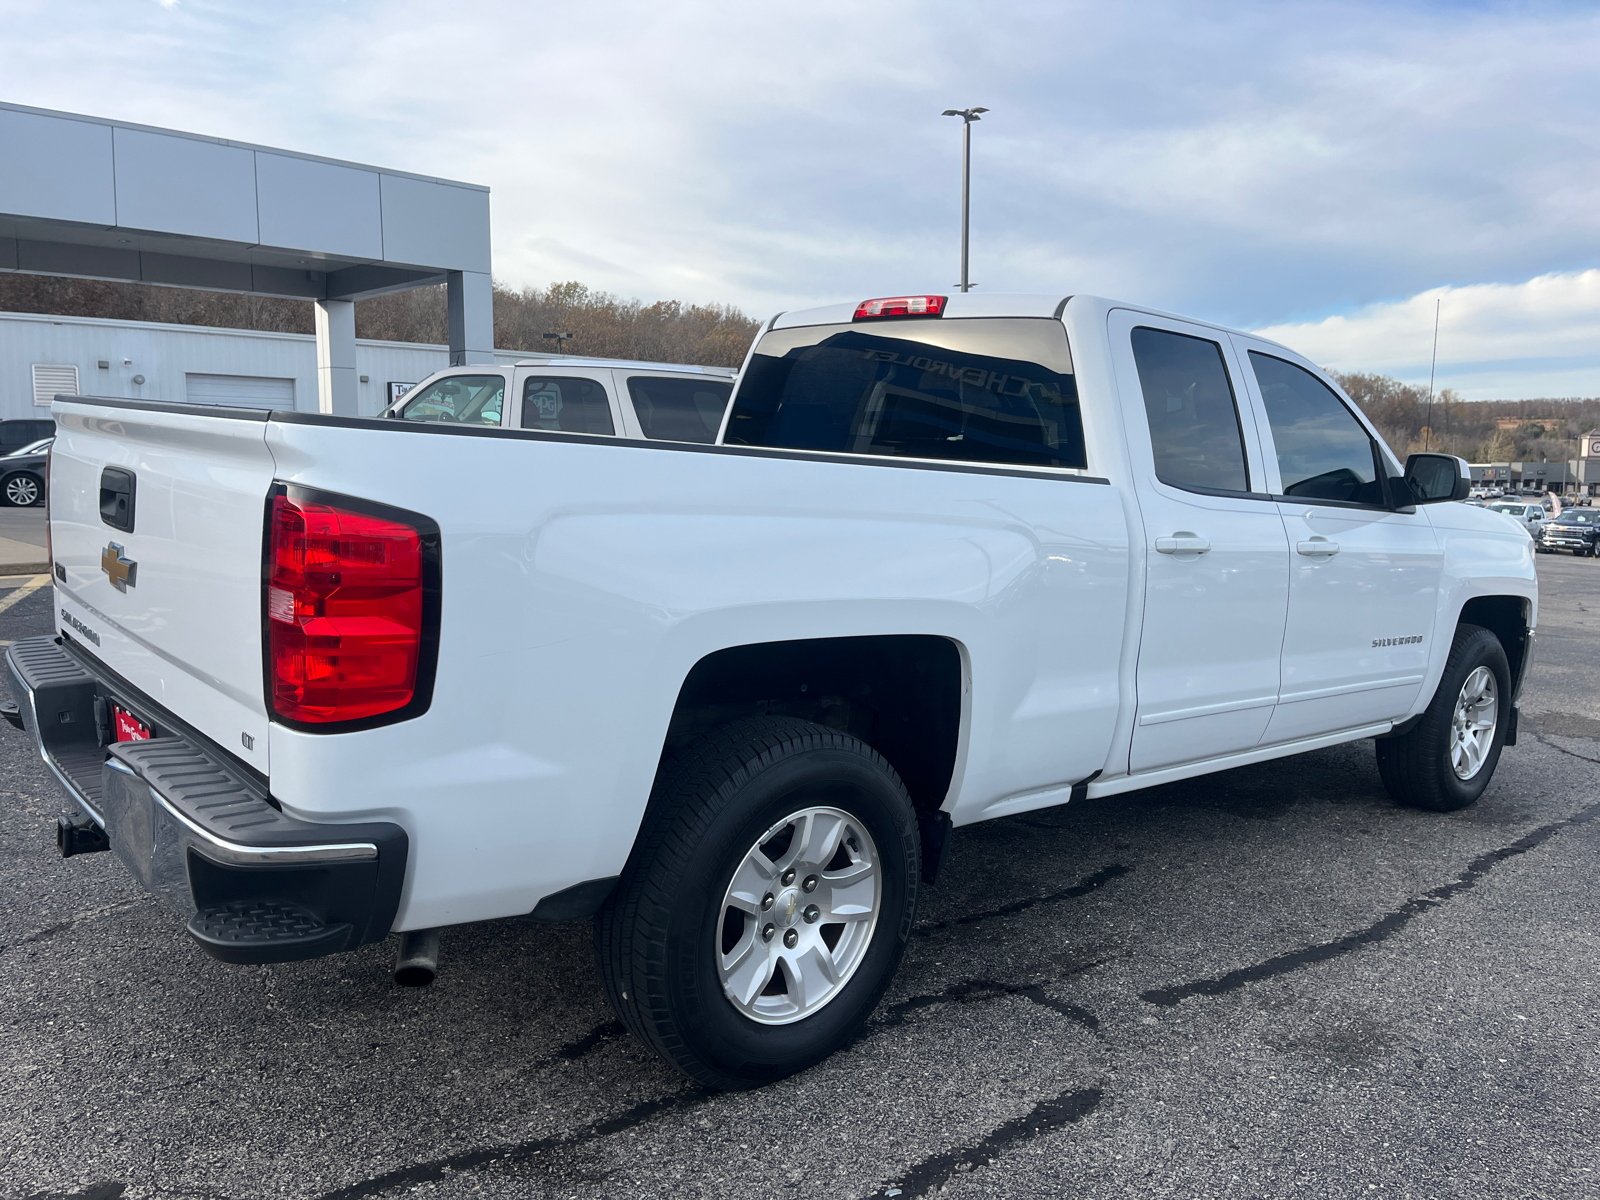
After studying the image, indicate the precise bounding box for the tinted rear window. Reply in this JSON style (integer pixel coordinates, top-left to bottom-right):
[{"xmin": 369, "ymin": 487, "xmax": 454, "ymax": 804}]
[
  {"xmin": 626, "ymin": 376, "xmax": 732, "ymax": 443},
  {"xmin": 725, "ymin": 319, "xmax": 1084, "ymax": 469}
]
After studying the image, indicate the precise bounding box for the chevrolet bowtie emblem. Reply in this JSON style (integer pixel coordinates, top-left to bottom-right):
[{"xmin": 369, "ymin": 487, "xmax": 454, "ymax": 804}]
[{"xmin": 101, "ymin": 542, "xmax": 137, "ymax": 592}]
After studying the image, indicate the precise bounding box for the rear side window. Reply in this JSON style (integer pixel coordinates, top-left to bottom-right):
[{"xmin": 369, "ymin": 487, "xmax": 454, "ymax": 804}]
[
  {"xmin": 396, "ymin": 375, "xmax": 504, "ymax": 425},
  {"xmin": 1249, "ymin": 353, "xmax": 1384, "ymax": 506},
  {"xmin": 725, "ymin": 319, "xmax": 1084, "ymax": 469},
  {"xmin": 521, "ymin": 376, "xmax": 614, "ymax": 435},
  {"xmin": 626, "ymin": 376, "xmax": 732, "ymax": 443},
  {"xmin": 1130, "ymin": 327, "xmax": 1250, "ymax": 493}
]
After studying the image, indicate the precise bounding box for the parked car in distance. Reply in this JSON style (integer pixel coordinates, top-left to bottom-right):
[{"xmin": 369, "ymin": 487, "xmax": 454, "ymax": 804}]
[
  {"xmin": 1538, "ymin": 509, "xmax": 1600, "ymax": 555},
  {"xmin": 1487, "ymin": 501, "xmax": 1545, "ymax": 537},
  {"xmin": 0, "ymin": 418, "xmax": 55, "ymax": 456},
  {"xmin": 382, "ymin": 356, "xmax": 738, "ymax": 444},
  {"xmin": 0, "ymin": 436, "xmax": 51, "ymax": 506},
  {"xmin": 14, "ymin": 292, "xmax": 1536, "ymax": 1090}
]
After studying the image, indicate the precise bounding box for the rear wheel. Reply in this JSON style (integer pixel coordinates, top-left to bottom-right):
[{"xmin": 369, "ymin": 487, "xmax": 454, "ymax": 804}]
[
  {"xmin": 1375, "ymin": 624, "xmax": 1510, "ymax": 812},
  {"xmin": 596, "ymin": 716, "xmax": 919, "ymax": 1089},
  {"xmin": 1, "ymin": 472, "xmax": 41, "ymax": 506}
]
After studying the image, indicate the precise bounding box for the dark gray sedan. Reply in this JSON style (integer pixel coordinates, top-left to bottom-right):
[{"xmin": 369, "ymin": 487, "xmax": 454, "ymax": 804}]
[{"xmin": 0, "ymin": 437, "xmax": 50, "ymax": 507}]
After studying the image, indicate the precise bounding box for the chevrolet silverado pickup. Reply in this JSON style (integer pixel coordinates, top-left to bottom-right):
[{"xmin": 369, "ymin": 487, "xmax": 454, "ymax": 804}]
[{"xmin": 8, "ymin": 292, "xmax": 1536, "ymax": 1090}]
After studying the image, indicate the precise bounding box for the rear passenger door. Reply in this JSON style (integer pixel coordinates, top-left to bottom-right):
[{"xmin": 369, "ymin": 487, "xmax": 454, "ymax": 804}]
[
  {"xmin": 513, "ymin": 372, "xmax": 620, "ymax": 437},
  {"xmin": 1108, "ymin": 310, "xmax": 1290, "ymax": 772},
  {"xmin": 1230, "ymin": 337, "xmax": 1442, "ymax": 741}
]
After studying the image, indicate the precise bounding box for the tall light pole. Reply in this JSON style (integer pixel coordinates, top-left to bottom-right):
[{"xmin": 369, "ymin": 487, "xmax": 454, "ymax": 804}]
[
  {"xmin": 1423, "ymin": 297, "xmax": 1440, "ymax": 451},
  {"xmin": 941, "ymin": 107, "xmax": 988, "ymax": 292}
]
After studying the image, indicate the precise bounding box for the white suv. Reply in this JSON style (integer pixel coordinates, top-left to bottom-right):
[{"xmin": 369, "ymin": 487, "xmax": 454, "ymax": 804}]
[{"xmin": 384, "ymin": 357, "xmax": 737, "ymax": 443}]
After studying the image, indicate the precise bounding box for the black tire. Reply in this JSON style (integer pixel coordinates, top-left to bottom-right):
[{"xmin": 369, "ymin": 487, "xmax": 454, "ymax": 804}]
[
  {"xmin": 1, "ymin": 472, "xmax": 42, "ymax": 507},
  {"xmin": 595, "ymin": 716, "xmax": 920, "ymax": 1090},
  {"xmin": 1375, "ymin": 624, "xmax": 1511, "ymax": 812}
]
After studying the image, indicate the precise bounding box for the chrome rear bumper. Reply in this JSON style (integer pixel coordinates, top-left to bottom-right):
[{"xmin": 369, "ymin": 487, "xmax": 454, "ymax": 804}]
[{"xmin": 6, "ymin": 635, "xmax": 408, "ymax": 963}]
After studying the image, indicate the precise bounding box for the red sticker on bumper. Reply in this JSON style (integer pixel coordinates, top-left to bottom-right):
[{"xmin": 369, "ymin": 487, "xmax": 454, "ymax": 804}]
[{"xmin": 113, "ymin": 705, "xmax": 151, "ymax": 742}]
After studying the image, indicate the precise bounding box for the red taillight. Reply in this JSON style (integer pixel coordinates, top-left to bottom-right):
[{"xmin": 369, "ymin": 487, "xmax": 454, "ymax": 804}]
[
  {"xmin": 267, "ymin": 493, "xmax": 426, "ymax": 723},
  {"xmin": 853, "ymin": 295, "xmax": 947, "ymax": 320}
]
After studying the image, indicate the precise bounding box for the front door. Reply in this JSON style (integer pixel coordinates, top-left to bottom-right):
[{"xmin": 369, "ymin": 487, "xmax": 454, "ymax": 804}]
[
  {"xmin": 1231, "ymin": 339, "xmax": 1443, "ymax": 743},
  {"xmin": 1109, "ymin": 310, "xmax": 1291, "ymax": 773}
]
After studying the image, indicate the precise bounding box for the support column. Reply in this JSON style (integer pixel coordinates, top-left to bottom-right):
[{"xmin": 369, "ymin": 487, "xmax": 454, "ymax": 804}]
[
  {"xmin": 315, "ymin": 299, "xmax": 359, "ymax": 416},
  {"xmin": 447, "ymin": 271, "xmax": 496, "ymax": 365}
]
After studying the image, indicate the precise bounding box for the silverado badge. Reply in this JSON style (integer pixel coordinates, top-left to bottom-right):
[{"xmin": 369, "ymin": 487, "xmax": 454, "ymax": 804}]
[{"xmin": 101, "ymin": 542, "xmax": 137, "ymax": 592}]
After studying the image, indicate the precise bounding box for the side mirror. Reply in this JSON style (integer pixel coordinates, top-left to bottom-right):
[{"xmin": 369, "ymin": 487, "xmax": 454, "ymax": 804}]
[{"xmin": 1403, "ymin": 453, "xmax": 1471, "ymax": 504}]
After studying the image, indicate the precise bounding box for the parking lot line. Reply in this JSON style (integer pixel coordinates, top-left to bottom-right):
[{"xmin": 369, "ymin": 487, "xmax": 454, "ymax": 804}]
[{"xmin": 0, "ymin": 574, "xmax": 49, "ymax": 616}]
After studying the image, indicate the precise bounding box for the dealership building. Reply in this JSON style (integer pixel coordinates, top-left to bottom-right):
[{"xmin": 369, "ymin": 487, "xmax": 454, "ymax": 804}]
[
  {"xmin": 1471, "ymin": 449, "xmax": 1600, "ymax": 496},
  {"xmin": 0, "ymin": 101, "xmax": 494, "ymax": 419}
]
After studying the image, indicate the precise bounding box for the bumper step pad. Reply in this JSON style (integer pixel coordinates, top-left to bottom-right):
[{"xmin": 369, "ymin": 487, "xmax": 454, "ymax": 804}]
[
  {"xmin": 187, "ymin": 899, "xmax": 354, "ymax": 964},
  {"xmin": 6, "ymin": 635, "xmax": 410, "ymax": 967}
]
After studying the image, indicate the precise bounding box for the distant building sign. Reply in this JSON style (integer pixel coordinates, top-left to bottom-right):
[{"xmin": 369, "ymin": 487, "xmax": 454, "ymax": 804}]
[
  {"xmin": 388, "ymin": 382, "xmax": 417, "ymax": 406},
  {"xmin": 1583, "ymin": 438, "xmax": 1600, "ymax": 458}
]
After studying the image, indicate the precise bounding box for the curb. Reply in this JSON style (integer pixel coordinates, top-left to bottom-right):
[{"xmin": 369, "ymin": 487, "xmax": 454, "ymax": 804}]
[{"xmin": 0, "ymin": 561, "xmax": 49, "ymax": 576}]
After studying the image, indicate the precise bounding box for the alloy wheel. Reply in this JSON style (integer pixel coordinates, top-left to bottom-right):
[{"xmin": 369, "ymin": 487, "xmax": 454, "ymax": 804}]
[
  {"xmin": 5, "ymin": 476, "xmax": 39, "ymax": 506},
  {"xmin": 1450, "ymin": 665, "xmax": 1499, "ymax": 780},
  {"xmin": 716, "ymin": 806, "xmax": 881, "ymax": 1025}
]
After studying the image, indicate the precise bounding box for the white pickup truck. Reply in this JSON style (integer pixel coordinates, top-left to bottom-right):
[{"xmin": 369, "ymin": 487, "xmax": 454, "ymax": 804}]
[{"xmin": 9, "ymin": 292, "xmax": 1536, "ymax": 1090}]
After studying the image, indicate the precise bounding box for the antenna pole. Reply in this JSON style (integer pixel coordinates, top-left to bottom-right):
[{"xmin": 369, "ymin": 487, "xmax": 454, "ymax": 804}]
[{"xmin": 1424, "ymin": 298, "xmax": 1440, "ymax": 452}]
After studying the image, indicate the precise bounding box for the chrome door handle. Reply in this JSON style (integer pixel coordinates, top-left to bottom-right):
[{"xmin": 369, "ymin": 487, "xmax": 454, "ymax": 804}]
[
  {"xmin": 1297, "ymin": 537, "xmax": 1340, "ymax": 556},
  {"xmin": 1155, "ymin": 534, "xmax": 1210, "ymax": 554}
]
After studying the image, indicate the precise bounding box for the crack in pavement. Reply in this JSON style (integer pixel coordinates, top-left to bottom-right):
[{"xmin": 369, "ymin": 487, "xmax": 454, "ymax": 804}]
[
  {"xmin": 914, "ymin": 864, "xmax": 1129, "ymax": 936},
  {"xmin": 555, "ymin": 1019, "xmax": 626, "ymax": 1060},
  {"xmin": 1531, "ymin": 728, "xmax": 1600, "ymax": 765},
  {"xmin": 22, "ymin": 1185, "xmax": 126, "ymax": 1200},
  {"xmin": 0, "ymin": 898, "xmax": 151, "ymax": 957},
  {"xmin": 313, "ymin": 971, "xmax": 1103, "ymax": 1199},
  {"xmin": 1141, "ymin": 793, "xmax": 1600, "ymax": 1006},
  {"xmin": 869, "ymin": 1085, "xmax": 1105, "ymax": 1199},
  {"xmin": 309, "ymin": 1090, "xmax": 711, "ymax": 1200},
  {"xmin": 873, "ymin": 975, "xmax": 1103, "ymax": 1035}
]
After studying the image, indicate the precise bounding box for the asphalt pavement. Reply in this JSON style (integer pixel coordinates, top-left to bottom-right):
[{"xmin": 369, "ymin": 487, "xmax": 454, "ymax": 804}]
[
  {"xmin": 2, "ymin": 554, "xmax": 1597, "ymax": 1200},
  {"xmin": 0, "ymin": 507, "xmax": 49, "ymax": 574}
]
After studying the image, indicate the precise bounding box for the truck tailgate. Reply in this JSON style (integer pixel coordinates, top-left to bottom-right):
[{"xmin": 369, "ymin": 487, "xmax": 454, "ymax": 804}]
[{"xmin": 49, "ymin": 401, "xmax": 277, "ymax": 774}]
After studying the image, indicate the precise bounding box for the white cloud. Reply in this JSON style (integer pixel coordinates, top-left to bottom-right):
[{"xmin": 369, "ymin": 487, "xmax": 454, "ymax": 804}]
[
  {"xmin": 1255, "ymin": 270, "xmax": 1600, "ymax": 401},
  {"xmin": 3, "ymin": 0, "xmax": 1599, "ymax": 395}
]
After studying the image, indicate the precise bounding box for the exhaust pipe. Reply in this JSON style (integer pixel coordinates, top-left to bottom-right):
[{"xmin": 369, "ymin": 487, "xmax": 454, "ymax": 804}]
[{"xmin": 393, "ymin": 928, "xmax": 441, "ymax": 987}]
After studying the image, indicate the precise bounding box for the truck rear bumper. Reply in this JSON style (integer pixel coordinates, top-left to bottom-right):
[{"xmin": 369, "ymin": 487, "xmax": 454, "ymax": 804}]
[{"xmin": 6, "ymin": 635, "xmax": 408, "ymax": 964}]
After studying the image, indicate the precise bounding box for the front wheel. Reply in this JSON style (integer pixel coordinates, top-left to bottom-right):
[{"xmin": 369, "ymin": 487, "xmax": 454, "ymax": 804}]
[
  {"xmin": 1, "ymin": 472, "xmax": 41, "ymax": 507},
  {"xmin": 1375, "ymin": 624, "xmax": 1510, "ymax": 812},
  {"xmin": 596, "ymin": 716, "xmax": 920, "ymax": 1089}
]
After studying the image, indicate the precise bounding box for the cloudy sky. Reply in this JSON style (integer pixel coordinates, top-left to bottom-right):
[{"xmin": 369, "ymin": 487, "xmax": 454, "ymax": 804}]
[{"xmin": 4, "ymin": 0, "xmax": 1599, "ymax": 398}]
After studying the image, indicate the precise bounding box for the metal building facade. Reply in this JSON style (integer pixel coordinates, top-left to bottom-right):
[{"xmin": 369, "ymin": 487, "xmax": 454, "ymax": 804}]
[
  {"xmin": 0, "ymin": 102, "xmax": 495, "ymax": 417},
  {"xmin": 1, "ymin": 311, "xmax": 524, "ymax": 420}
]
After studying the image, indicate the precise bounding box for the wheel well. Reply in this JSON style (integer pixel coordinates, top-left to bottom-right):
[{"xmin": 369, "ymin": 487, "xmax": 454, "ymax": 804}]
[
  {"xmin": 662, "ymin": 635, "xmax": 963, "ymax": 816},
  {"xmin": 1459, "ymin": 595, "xmax": 1530, "ymax": 685}
]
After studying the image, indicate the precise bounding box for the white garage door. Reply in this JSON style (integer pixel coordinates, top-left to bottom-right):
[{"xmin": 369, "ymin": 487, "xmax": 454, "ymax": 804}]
[{"xmin": 185, "ymin": 373, "xmax": 296, "ymax": 409}]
